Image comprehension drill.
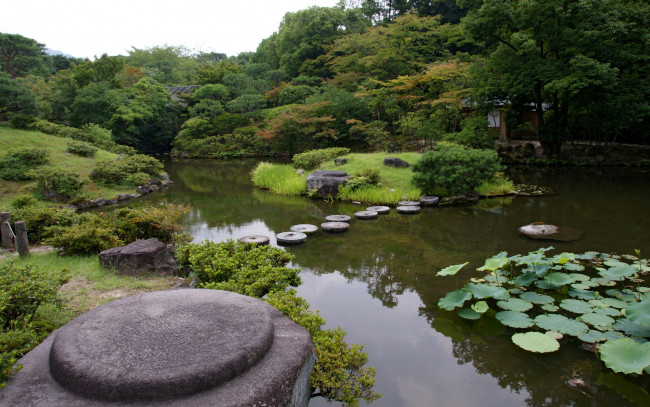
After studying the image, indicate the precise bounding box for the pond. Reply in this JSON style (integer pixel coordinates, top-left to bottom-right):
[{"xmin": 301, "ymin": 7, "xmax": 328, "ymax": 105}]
[{"xmin": 145, "ymin": 159, "xmax": 650, "ymax": 406}]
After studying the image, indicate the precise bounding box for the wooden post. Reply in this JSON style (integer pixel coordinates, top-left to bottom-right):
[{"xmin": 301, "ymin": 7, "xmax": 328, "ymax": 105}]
[
  {"xmin": 0, "ymin": 212, "xmax": 13, "ymax": 249},
  {"xmin": 14, "ymin": 221, "xmax": 29, "ymax": 257}
]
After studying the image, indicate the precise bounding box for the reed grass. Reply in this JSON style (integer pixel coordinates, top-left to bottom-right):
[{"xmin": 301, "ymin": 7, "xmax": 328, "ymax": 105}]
[
  {"xmin": 338, "ymin": 184, "xmax": 422, "ymax": 205},
  {"xmin": 475, "ymin": 172, "xmax": 516, "ymax": 195},
  {"xmin": 251, "ymin": 162, "xmax": 307, "ymax": 195}
]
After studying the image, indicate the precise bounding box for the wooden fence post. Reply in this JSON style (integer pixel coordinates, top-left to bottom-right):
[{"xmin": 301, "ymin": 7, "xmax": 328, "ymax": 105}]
[
  {"xmin": 0, "ymin": 212, "xmax": 13, "ymax": 249},
  {"xmin": 14, "ymin": 221, "xmax": 29, "ymax": 257}
]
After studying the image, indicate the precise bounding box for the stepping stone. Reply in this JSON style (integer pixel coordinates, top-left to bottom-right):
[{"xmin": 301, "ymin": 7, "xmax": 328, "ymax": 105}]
[
  {"xmin": 239, "ymin": 235, "xmax": 270, "ymax": 245},
  {"xmin": 355, "ymin": 211, "xmax": 379, "ymax": 220},
  {"xmin": 321, "ymin": 222, "xmax": 350, "ymax": 233},
  {"xmin": 276, "ymin": 232, "xmax": 307, "ymax": 245},
  {"xmin": 419, "ymin": 196, "xmax": 439, "ymax": 206},
  {"xmin": 366, "ymin": 206, "xmax": 390, "ymax": 214},
  {"xmin": 398, "ymin": 200, "xmax": 420, "ymax": 206},
  {"xmin": 396, "ymin": 206, "xmax": 420, "ymax": 214},
  {"xmin": 290, "ymin": 224, "xmax": 318, "ymax": 234},
  {"xmin": 325, "ymin": 214, "xmax": 351, "ymax": 222}
]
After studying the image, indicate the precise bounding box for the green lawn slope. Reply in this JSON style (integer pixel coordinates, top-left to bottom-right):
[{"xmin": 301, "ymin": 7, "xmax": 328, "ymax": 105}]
[{"xmin": 0, "ymin": 127, "xmax": 136, "ymax": 210}]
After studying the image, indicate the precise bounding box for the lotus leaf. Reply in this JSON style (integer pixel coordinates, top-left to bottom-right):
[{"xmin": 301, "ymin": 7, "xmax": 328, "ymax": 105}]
[
  {"xmin": 603, "ymin": 331, "xmax": 626, "ymax": 341},
  {"xmin": 553, "ymin": 252, "xmax": 575, "ymax": 264},
  {"xmin": 599, "ymin": 338, "xmax": 650, "ymax": 374},
  {"xmin": 579, "ymin": 280, "xmax": 599, "ymax": 288},
  {"xmin": 571, "ymin": 283, "xmax": 590, "ymax": 290},
  {"xmin": 600, "ymin": 297, "xmax": 628, "ymax": 309},
  {"xmin": 512, "ymin": 332, "xmax": 560, "ymax": 353},
  {"xmin": 470, "ymin": 277, "xmax": 485, "ymax": 283},
  {"xmin": 639, "ymin": 287, "xmax": 650, "ymax": 293},
  {"xmin": 580, "ymin": 312, "xmax": 615, "ymax": 329},
  {"xmin": 541, "ymin": 304, "xmax": 560, "ymax": 312},
  {"xmin": 625, "ymin": 299, "xmax": 650, "ymax": 328},
  {"xmin": 550, "ymin": 265, "xmax": 563, "ymax": 270},
  {"xmin": 560, "ymin": 299, "xmax": 593, "ymax": 314},
  {"xmin": 535, "ymin": 280, "xmax": 551, "ymax": 289},
  {"xmin": 592, "ymin": 277, "xmax": 617, "ymax": 287},
  {"xmin": 612, "ymin": 318, "xmax": 650, "ymax": 338},
  {"xmin": 523, "ymin": 263, "xmax": 551, "ymax": 277},
  {"xmin": 438, "ymin": 289, "xmax": 473, "ymax": 311},
  {"xmin": 513, "ymin": 272, "xmax": 538, "ymax": 287},
  {"xmin": 458, "ymin": 308, "xmax": 481, "ymax": 320},
  {"xmin": 568, "ymin": 288, "xmax": 599, "ymax": 300},
  {"xmin": 599, "ymin": 264, "xmax": 638, "ymax": 281},
  {"xmin": 604, "ymin": 259, "xmax": 626, "ymax": 267},
  {"xmin": 545, "ymin": 331, "xmax": 563, "ymax": 340},
  {"xmin": 520, "ymin": 292, "xmax": 554, "ymax": 304},
  {"xmin": 577, "ymin": 330, "xmax": 607, "ymax": 343},
  {"xmin": 485, "ymin": 272, "xmax": 507, "ymax": 283},
  {"xmin": 497, "ymin": 298, "xmax": 533, "ymax": 312},
  {"xmin": 516, "ymin": 252, "xmax": 544, "ymax": 266},
  {"xmin": 465, "ymin": 283, "xmax": 509, "ymax": 300},
  {"xmin": 496, "ymin": 311, "xmax": 534, "ymax": 328},
  {"xmin": 471, "ymin": 301, "xmax": 489, "ymax": 314},
  {"xmin": 478, "ymin": 257, "xmax": 509, "ymax": 271},
  {"xmin": 569, "ymin": 273, "xmax": 589, "ymax": 281},
  {"xmin": 510, "ymin": 288, "xmax": 523, "ymax": 295},
  {"xmin": 437, "ymin": 262, "xmax": 469, "ymax": 276},
  {"xmin": 564, "ymin": 263, "xmax": 585, "ymax": 272},
  {"xmin": 534, "ymin": 314, "xmax": 588, "ymax": 336},
  {"xmin": 605, "ymin": 290, "xmax": 637, "ymax": 303},
  {"xmin": 544, "ymin": 272, "xmax": 575, "ymax": 288},
  {"xmin": 593, "ymin": 307, "xmax": 623, "ymax": 317},
  {"xmin": 575, "ymin": 251, "xmax": 600, "ymax": 260}
]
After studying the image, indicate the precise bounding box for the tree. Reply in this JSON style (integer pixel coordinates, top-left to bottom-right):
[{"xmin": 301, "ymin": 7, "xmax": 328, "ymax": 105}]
[
  {"xmin": 73, "ymin": 54, "xmax": 125, "ymax": 88},
  {"xmin": 0, "ymin": 33, "xmax": 46, "ymax": 78},
  {"xmin": 0, "ymin": 73, "xmax": 37, "ymax": 117}
]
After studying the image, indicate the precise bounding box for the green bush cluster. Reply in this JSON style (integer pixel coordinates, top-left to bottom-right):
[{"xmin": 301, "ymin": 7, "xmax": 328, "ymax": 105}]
[
  {"xmin": 27, "ymin": 167, "xmax": 84, "ymax": 200},
  {"xmin": 172, "ymin": 128, "xmax": 267, "ymax": 159},
  {"xmin": 90, "ymin": 154, "xmax": 164, "ymax": 186},
  {"xmin": 66, "ymin": 141, "xmax": 97, "ymax": 157},
  {"xmin": 292, "ymin": 147, "xmax": 350, "ymax": 170},
  {"xmin": 175, "ymin": 240, "xmax": 380, "ymax": 406},
  {"xmin": 345, "ymin": 168, "xmax": 381, "ymax": 191},
  {"xmin": 29, "ymin": 120, "xmax": 135, "ymax": 156},
  {"xmin": 0, "ymin": 263, "xmax": 68, "ymax": 387},
  {"xmin": 0, "ymin": 148, "xmax": 49, "ymax": 181},
  {"xmin": 9, "ymin": 114, "xmax": 36, "ymax": 130},
  {"xmin": 412, "ymin": 143, "xmax": 503, "ymax": 196}
]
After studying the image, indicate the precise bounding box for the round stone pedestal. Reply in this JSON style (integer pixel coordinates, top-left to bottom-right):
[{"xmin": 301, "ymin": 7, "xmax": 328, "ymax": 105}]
[{"xmin": 0, "ymin": 290, "xmax": 315, "ymax": 407}]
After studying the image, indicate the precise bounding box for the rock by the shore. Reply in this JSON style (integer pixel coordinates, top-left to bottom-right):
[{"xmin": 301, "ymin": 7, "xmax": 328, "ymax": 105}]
[
  {"xmin": 306, "ymin": 170, "xmax": 350, "ymax": 198},
  {"xmin": 518, "ymin": 222, "xmax": 583, "ymax": 242},
  {"xmin": 383, "ymin": 157, "xmax": 410, "ymax": 168},
  {"xmin": 98, "ymin": 238, "xmax": 177, "ymax": 276}
]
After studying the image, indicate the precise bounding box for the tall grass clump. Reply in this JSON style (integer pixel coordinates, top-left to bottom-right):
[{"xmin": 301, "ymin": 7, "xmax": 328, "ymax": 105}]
[
  {"xmin": 251, "ymin": 162, "xmax": 306, "ymax": 195},
  {"xmin": 475, "ymin": 172, "xmax": 515, "ymax": 195},
  {"xmin": 338, "ymin": 185, "xmax": 421, "ymax": 205}
]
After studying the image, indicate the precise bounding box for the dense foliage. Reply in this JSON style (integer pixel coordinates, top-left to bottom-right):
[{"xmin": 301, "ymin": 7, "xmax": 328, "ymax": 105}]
[
  {"xmin": 175, "ymin": 240, "xmax": 380, "ymax": 406},
  {"xmin": 0, "ymin": 148, "xmax": 48, "ymax": 181},
  {"xmin": 291, "ymin": 147, "xmax": 350, "ymax": 170}
]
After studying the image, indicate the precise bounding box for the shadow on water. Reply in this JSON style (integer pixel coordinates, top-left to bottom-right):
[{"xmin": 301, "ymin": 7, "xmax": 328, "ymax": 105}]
[{"xmin": 142, "ymin": 159, "xmax": 650, "ymax": 407}]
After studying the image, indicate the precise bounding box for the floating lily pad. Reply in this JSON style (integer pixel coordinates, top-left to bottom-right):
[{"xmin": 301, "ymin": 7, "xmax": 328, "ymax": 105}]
[
  {"xmin": 600, "ymin": 264, "xmax": 638, "ymax": 281},
  {"xmin": 626, "ymin": 299, "xmax": 650, "ymax": 328},
  {"xmin": 553, "ymin": 252, "xmax": 575, "ymax": 264},
  {"xmin": 592, "ymin": 277, "xmax": 617, "ymax": 287},
  {"xmin": 571, "ymin": 283, "xmax": 591, "ymax": 290},
  {"xmin": 560, "ymin": 299, "xmax": 593, "ymax": 314},
  {"xmin": 577, "ymin": 330, "xmax": 607, "ymax": 343},
  {"xmin": 564, "ymin": 263, "xmax": 585, "ymax": 272},
  {"xmin": 546, "ymin": 331, "xmax": 564, "ymax": 340},
  {"xmin": 512, "ymin": 332, "xmax": 560, "ymax": 353},
  {"xmin": 612, "ymin": 318, "xmax": 650, "ymax": 338},
  {"xmin": 580, "ymin": 312, "xmax": 615, "ymax": 329},
  {"xmin": 516, "ymin": 252, "xmax": 544, "ymax": 266},
  {"xmin": 575, "ymin": 251, "xmax": 600, "ymax": 260},
  {"xmin": 534, "ymin": 314, "xmax": 589, "ymax": 336},
  {"xmin": 593, "ymin": 307, "xmax": 622, "ymax": 317},
  {"xmin": 510, "ymin": 288, "xmax": 523, "ymax": 295},
  {"xmin": 470, "ymin": 277, "xmax": 485, "ymax": 283},
  {"xmin": 496, "ymin": 311, "xmax": 534, "ymax": 328},
  {"xmin": 603, "ymin": 331, "xmax": 626, "ymax": 341},
  {"xmin": 541, "ymin": 304, "xmax": 559, "ymax": 312},
  {"xmin": 512, "ymin": 272, "xmax": 538, "ymax": 287},
  {"xmin": 601, "ymin": 297, "xmax": 629, "ymax": 309},
  {"xmin": 478, "ymin": 257, "xmax": 510, "ymax": 271},
  {"xmin": 599, "ymin": 339, "xmax": 650, "ymax": 374},
  {"xmin": 497, "ymin": 298, "xmax": 534, "ymax": 312},
  {"xmin": 438, "ymin": 289, "xmax": 473, "ymax": 311},
  {"xmin": 569, "ymin": 273, "xmax": 589, "ymax": 281},
  {"xmin": 437, "ymin": 262, "xmax": 469, "ymax": 276},
  {"xmin": 544, "ymin": 272, "xmax": 575, "ymax": 287},
  {"xmin": 579, "ymin": 280, "xmax": 599, "ymax": 288},
  {"xmin": 568, "ymin": 289, "xmax": 599, "ymax": 300},
  {"xmin": 458, "ymin": 308, "xmax": 481, "ymax": 320},
  {"xmin": 535, "ymin": 280, "xmax": 551, "ymax": 289},
  {"xmin": 471, "ymin": 301, "xmax": 489, "ymax": 314},
  {"xmin": 465, "ymin": 283, "xmax": 509, "ymax": 300},
  {"xmin": 520, "ymin": 292, "xmax": 555, "ymax": 304}
]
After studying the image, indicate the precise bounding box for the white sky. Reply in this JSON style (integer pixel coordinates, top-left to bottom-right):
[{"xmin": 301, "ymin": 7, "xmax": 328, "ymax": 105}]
[{"xmin": 2, "ymin": 0, "xmax": 342, "ymax": 59}]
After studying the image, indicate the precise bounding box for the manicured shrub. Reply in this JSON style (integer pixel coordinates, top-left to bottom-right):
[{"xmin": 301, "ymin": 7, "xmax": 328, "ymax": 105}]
[
  {"xmin": 119, "ymin": 154, "xmax": 164, "ymax": 177},
  {"xmin": 66, "ymin": 141, "xmax": 97, "ymax": 157},
  {"xmin": 27, "ymin": 167, "xmax": 84, "ymax": 200},
  {"xmin": 90, "ymin": 154, "xmax": 162, "ymax": 186},
  {"xmin": 11, "ymin": 206, "xmax": 78, "ymax": 243},
  {"xmin": 0, "ymin": 148, "xmax": 49, "ymax": 181},
  {"xmin": 9, "ymin": 114, "xmax": 36, "ymax": 129},
  {"xmin": 412, "ymin": 143, "xmax": 503, "ymax": 196},
  {"xmin": 89, "ymin": 159, "xmax": 128, "ymax": 185},
  {"xmin": 292, "ymin": 147, "xmax": 350, "ymax": 170},
  {"xmin": 126, "ymin": 172, "xmax": 150, "ymax": 186},
  {"xmin": 9, "ymin": 194, "xmax": 38, "ymax": 209},
  {"xmin": 45, "ymin": 222, "xmax": 123, "ymax": 256}
]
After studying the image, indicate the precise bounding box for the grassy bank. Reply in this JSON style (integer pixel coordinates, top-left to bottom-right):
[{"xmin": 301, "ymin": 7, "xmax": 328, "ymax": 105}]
[{"xmin": 0, "ymin": 128, "xmax": 136, "ymax": 210}]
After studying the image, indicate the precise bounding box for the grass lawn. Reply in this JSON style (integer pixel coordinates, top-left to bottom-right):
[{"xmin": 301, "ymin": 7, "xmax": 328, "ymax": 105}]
[{"xmin": 0, "ymin": 127, "xmax": 136, "ymax": 210}]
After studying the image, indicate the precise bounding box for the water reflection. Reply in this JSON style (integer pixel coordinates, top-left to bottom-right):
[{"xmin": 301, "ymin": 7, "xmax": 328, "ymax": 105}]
[{"xmin": 144, "ymin": 160, "xmax": 650, "ymax": 406}]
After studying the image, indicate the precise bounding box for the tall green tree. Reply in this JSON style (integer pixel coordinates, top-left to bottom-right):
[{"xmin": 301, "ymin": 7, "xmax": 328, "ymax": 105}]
[
  {"xmin": 0, "ymin": 33, "xmax": 46, "ymax": 78},
  {"xmin": 0, "ymin": 73, "xmax": 37, "ymax": 116}
]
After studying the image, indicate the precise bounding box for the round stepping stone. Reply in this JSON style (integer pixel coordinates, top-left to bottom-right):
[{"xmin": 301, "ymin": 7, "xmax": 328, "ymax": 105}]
[
  {"xmin": 355, "ymin": 210, "xmax": 379, "ymax": 220},
  {"xmin": 238, "ymin": 235, "xmax": 270, "ymax": 245},
  {"xmin": 321, "ymin": 222, "xmax": 350, "ymax": 233},
  {"xmin": 396, "ymin": 205, "xmax": 420, "ymax": 214},
  {"xmin": 276, "ymin": 231, "xmax": 307, "ymax": 245},
  {"xmin": 290, "ymin": 224, "xmax": 318, "ymax": 234},
  {"xmin": 325, "ymin": 214, "xmax": 351, "ymax": 222},
  {"xmin": 366, "ymin": 206, "xmax": 390, "ymax": 214},
  {"xmin": 419, "ymin": 196, "xmax": 439, "ymax": 206},
  {"xmin": 398, "ymin": 200, "xmax": 420, "ymax": 206}
]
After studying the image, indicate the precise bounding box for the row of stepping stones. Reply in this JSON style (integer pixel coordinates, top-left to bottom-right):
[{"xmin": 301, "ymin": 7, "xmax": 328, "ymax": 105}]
[{"xmin": 239, "ymin": 196, "xmax": 439, "ymax": 246}]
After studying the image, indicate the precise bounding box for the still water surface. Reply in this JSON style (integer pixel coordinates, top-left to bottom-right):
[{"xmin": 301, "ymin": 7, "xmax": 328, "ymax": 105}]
[{"xmin": 146, "ymin": 160, "xmax": 650, "ymax": 406}]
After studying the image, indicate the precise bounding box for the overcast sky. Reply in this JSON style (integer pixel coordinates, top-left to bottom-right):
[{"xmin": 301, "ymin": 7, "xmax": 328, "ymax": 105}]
[{"xmin": 2, "ymin": 0, "xmax": 342, "ymax": 59}]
